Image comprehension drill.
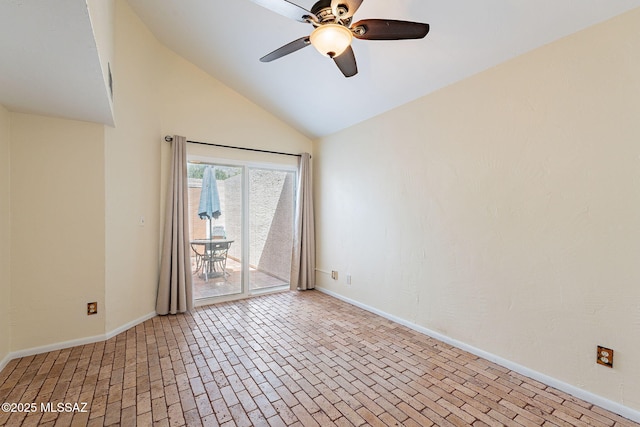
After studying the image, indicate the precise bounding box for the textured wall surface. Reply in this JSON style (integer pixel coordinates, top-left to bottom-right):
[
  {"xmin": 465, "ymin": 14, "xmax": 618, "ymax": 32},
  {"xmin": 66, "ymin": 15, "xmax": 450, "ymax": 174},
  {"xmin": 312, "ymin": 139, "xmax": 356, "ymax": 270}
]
[
  {"xmin": 11, "ymin": 113, "xmax": 106, "ymax": 350},
  {"xmin": 104, "ymin": 0, "xmax": 162, "ymax": 332},
  {"xmin": 314, "ymin": 9, "xmax": 640, "ymax": 411}
]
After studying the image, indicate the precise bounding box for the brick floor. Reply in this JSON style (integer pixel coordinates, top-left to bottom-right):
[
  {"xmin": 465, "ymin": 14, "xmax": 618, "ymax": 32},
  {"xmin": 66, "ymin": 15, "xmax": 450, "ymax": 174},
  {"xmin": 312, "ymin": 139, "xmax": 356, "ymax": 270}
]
[{"xmin": 0, "ymin": 291, "xmax": 638, "ymax": 426}]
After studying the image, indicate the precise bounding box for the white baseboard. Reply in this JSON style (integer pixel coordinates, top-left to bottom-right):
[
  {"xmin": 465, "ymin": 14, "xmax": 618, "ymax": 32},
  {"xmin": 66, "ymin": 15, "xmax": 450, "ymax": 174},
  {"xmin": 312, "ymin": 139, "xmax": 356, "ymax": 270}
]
[
  {"xmin": 105, "ymin": 311, "xmax": 157, "ymax": 340},
  {"xmin": 316, "ymin": 287, "xmax": 640, "ymax": 424},
  {"xmin": 0, "ymin": 311, "xmax": 156, "ymax": 372},
  {"xmin": 0, "ymin": 352, "xmax": 12, "ymax": 374}
]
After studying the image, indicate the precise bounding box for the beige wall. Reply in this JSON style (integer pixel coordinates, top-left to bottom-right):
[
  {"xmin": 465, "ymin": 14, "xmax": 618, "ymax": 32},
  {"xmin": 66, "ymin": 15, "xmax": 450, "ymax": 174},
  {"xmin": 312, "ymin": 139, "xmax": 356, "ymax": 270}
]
[
  {"xmin": 0, "ymin": 104, "xmax": 11, "ymax": 364},
  {"xmin": 103, "ymin": 0, "xmax": 162, "ymax": 332},
  {"xmin": 103, "ymin": 0, "xmax": 312, "ymax": 332},
  {"xmin": 156, "ymin": 24, "xmax": 312, "ymax": 190},
  {"xmin": 158, "ymin": 44, "xmax": 311, "ymax": 155},
  {"xmin": 10, "ymin": 113, "xmax": 106, "ymax": 350},
  {"xmin": 314, "ymin": 8, "xmax": 640, "ymax": 411}
]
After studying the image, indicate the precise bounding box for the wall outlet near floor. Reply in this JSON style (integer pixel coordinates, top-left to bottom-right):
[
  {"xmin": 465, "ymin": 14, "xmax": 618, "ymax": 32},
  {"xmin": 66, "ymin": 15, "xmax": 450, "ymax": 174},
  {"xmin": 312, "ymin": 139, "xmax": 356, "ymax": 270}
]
[
  {"xmin": 597, "ymin": 346, "xmax": 613, "ymax": 368},
  {"xmin": 331, "ymin": 270, "xmax": 338, "ymax": 280},
  {"xmin": 87, "ymin": 302, "xmax": 98, "ymax": 315},
  {"xmin": 346, "ymin": 275, "xmax": 351, "ymax": 285}
]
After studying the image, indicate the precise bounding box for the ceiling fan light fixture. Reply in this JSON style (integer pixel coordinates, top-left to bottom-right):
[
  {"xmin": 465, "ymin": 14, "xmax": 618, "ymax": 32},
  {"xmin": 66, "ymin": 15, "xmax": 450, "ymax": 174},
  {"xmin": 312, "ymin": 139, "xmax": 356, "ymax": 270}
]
[{"xmin": 309, "ymin": 24, "xmax": 353, "ymax": 58}]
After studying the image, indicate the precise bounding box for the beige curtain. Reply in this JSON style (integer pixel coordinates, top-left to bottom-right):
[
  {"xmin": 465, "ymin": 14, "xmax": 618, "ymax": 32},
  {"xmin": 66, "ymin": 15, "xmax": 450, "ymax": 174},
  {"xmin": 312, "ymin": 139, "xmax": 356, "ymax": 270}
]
[
  {"xmin": 291, "ymin": 153, "xmax": 315, "ymax": 290},
  {"xmin": 156, "ymin": 135, "xmax": 193, "ymax": 314}
]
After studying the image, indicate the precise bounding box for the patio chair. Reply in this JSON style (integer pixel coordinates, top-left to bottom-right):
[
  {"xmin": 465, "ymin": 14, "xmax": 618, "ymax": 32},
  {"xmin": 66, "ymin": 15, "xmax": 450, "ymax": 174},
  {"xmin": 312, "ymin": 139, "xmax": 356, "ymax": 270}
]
[
  {"xmin": 190, "ymin": 243, "xmax": 206, "ymax": 275},
  {"xmin": 202, "ymin": 240, "xmax": 232, "ymax": 282}
]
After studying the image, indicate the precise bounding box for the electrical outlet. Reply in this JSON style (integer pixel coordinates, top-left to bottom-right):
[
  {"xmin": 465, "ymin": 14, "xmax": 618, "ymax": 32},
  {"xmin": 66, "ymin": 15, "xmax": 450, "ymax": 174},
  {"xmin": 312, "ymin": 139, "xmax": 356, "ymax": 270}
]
[
  {"xmin": 346, "ymin": 274, "xmax": 351, "ymax": 285},
  {"xmin": 87, "ymin": 302, "xmax": 98, "ymax": 315},
  {"xmin": 597, "ymin": 346, "xmax": 613, "ymax": 368},
  {"xmin": 331, "ymin": 270, "xmax": 338, "ymax": 280}
]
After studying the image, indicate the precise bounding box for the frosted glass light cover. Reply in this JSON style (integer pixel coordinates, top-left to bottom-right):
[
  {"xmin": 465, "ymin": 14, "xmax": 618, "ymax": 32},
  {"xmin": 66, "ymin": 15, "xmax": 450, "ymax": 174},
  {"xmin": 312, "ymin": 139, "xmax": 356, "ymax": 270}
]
[{"xmin": 310, "ymin": 24, "xmax": 353, "ymax": 58}]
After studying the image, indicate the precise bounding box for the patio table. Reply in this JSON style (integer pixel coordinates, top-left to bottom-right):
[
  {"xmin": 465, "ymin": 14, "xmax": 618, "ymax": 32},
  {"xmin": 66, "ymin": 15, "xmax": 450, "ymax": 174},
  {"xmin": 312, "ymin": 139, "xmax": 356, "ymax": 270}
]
[{"xmin": 190, "ymin": 239, "xmax": 234, "ymax": 281}]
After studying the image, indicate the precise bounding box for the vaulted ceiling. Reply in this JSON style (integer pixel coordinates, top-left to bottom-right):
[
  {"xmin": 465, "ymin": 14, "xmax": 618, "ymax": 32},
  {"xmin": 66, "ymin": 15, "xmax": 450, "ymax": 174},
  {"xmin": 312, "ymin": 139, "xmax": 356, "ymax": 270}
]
[{"xmin": 2, "ymin": 1, "xmax": 640, "ymax": 139}]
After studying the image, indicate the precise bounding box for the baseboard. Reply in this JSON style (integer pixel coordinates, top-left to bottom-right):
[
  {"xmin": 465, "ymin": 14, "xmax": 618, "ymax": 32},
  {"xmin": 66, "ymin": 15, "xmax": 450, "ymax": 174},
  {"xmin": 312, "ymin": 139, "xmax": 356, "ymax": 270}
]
[
  {"xmin": 0, "ymin": 352, "xmax": 12, "ymax": 374},
  {"xmin": 316, "ymin": 287, "xmax": 640, "ymax": 424},
  {"xmin": 1, "ymin": 311, "xmax": 156, "ymax": 371},
  {"xmin": 105, "ymin": 311, "xmax": 157, "ymax": 340},
  {"xmin": 7, "ymin": 333, "xmax": 108, "ymax": 361}
]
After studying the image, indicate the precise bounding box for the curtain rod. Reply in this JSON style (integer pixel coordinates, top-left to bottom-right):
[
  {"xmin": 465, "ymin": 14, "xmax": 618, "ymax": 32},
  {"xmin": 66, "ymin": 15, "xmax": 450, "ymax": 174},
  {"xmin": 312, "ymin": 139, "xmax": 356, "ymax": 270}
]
[{"xmin": 164, "ymin": 135, "xmax": 302, "ymax": 158}]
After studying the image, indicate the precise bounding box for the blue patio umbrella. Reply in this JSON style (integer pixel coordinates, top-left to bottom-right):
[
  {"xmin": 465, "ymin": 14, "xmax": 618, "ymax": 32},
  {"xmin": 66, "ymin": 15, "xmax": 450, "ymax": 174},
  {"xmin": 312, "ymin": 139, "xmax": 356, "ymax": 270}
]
[{"xmin": 198, "ymin": 166, "xmax": 221, "ymax": 237}]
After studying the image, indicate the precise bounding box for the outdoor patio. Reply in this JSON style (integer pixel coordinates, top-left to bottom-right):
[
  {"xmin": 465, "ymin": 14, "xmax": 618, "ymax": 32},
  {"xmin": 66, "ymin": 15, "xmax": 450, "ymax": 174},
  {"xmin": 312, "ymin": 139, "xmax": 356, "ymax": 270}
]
[{"xmin": 192, "ymin": 257, "xmax": 289, "ymax": 299}]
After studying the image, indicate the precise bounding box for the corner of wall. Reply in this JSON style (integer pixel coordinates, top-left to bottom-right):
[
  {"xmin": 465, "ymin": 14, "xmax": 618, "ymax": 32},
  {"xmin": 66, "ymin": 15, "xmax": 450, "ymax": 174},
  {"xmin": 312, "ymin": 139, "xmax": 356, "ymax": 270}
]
[
  {"xmin": 0, "ymin": 104, "xmax": 12, "ymax": 371},
  {"xmin": 104, "ymin": 0, "xmax": 163, "ymax": 333}
]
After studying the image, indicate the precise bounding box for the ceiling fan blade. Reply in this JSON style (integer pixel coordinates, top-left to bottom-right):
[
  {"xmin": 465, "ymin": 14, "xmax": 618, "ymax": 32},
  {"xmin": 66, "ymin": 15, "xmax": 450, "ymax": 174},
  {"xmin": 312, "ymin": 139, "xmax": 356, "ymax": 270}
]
[
  {"xmin": 333, "ymin": 45, "xmax": 358, "ymax": 77},
  {"xmin": 331, "ymin": 0, "xmax": 364, "ymax": 20},
  {"xmin": 260, "ymin": 37, "xmax": 311, "ymax": 62},
  {"xmin": 352, "ymin": 19, "xmax": 430, "ymax": 40},
  {"xmin": 250, "ymin": 0, "xmax": 316, "ymax": 23}
]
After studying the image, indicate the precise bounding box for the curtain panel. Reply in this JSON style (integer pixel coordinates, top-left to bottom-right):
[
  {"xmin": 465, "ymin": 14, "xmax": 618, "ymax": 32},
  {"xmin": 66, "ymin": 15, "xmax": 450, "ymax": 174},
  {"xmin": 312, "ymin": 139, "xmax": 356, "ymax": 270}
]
[
  {"xmin": 291, "ymin": 153, "xmax": 316, "ymax": 290},
  {"xmin": 157, "ymin": 135, "xmax": 193, "ymax": 314}
]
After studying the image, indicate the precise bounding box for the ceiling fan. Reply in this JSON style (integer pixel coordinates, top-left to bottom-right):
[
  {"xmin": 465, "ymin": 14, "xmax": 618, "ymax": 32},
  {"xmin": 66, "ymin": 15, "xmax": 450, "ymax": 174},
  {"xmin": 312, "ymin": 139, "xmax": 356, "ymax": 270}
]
[{"xmin": 251, "ymin": 0, "xmax": 430, "ymax": 77}]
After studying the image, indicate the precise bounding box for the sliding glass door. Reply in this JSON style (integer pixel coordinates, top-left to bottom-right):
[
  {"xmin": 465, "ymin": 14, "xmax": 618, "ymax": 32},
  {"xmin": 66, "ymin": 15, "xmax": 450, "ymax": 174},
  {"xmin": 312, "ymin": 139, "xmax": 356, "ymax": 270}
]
[{"xmin": 187, "ymin": 159, "xmax": 296, "ymax": 303}]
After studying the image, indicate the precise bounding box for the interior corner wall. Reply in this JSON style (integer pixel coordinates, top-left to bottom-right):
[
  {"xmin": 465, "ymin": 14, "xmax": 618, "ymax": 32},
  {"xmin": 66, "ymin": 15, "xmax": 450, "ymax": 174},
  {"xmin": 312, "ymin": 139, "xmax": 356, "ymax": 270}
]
[
  {"xmin": 314, "ymin": 8, "xmax": 640, "ymax": 411},
  {"xmin": 104, "ymin": 0, "xmax": 162, "ymax": 332},
  {"xmin": 0, "ymin": 104, "xmax": 11, "ymax": 365},
  {"xmin": 10, "ymin": 113, "xmax": 106, "ymax": 351}
]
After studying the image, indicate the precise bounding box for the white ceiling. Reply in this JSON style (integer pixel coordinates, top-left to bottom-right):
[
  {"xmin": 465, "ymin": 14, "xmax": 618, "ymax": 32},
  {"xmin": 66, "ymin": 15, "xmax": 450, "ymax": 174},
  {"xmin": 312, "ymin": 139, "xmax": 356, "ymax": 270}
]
[
  {"xmin": 0, "ymin": 0, "xmax": 113, "ymax": 127},
  {"xmin": 2, "ymin": 1, "xmax": 640, "ymax": 139},
  {"xmin": 125, "ymin": 0, "xmax": 640, "ymax": 138}
]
